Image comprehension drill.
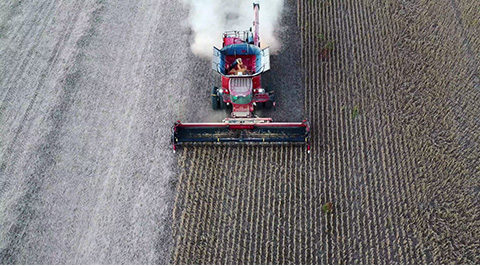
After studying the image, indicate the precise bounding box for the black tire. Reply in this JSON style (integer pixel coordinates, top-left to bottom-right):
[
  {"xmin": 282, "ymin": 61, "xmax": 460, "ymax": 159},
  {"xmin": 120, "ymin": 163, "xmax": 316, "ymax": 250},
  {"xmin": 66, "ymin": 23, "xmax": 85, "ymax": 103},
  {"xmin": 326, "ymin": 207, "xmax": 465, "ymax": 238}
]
[
  {"xmin": 264, "ymin": 100, "xmax": 273, "ymax": 109},
  {"xmin": 219, "ymin": 92, "xmax": 226, "ymax": 110},
  {"xmin": 265, "ymin": 87, "xmax": 275, "ymax": 109},
  {"xmin": 212, "ymin": 87, "xmax": 219, "ymax": 110}
]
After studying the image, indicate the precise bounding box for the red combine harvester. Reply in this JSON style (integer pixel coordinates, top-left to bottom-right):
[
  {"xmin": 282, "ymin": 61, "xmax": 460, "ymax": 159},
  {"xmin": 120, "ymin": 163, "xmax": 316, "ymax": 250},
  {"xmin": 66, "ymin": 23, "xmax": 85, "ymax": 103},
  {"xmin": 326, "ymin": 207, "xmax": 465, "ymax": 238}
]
[{"xmin": 172, "ymin": 3, "xmax": 310, "ymax": 152}]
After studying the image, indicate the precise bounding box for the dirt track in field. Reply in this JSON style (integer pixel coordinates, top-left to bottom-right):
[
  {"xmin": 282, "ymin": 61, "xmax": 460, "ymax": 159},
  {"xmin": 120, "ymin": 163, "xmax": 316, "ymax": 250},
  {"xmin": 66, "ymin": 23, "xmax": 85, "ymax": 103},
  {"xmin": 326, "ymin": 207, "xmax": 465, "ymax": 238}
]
[{"xmin": 172, "ymin": 0, "xmax": 480, "ymax": 264}]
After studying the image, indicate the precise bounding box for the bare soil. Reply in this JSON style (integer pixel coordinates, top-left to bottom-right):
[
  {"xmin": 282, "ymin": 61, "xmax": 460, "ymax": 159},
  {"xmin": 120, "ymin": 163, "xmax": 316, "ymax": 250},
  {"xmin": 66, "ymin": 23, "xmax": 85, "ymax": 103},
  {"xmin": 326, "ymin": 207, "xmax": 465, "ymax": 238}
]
[{"xmin": 0, "ymin": 0, "xmax": 194, "ymax": 264}]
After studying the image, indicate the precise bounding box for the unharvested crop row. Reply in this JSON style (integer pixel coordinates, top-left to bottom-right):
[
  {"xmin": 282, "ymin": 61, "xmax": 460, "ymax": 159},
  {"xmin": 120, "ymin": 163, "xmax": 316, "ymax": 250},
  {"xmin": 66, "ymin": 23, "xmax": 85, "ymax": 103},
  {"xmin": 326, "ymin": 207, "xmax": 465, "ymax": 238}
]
[
  {"xmin": 300, "ymin": 0, "xmax": 424, "ymax": 263},
  {"xmin": 386, "ymin": 0, "xmax": 480, "ymax": 263},
  {"xmin": 300, "ymin": 0, "xmax": 479, "ymax": 263},
  {"xmin": 172, "ymin": 145, "xmax": 310, "ymax": 264}
]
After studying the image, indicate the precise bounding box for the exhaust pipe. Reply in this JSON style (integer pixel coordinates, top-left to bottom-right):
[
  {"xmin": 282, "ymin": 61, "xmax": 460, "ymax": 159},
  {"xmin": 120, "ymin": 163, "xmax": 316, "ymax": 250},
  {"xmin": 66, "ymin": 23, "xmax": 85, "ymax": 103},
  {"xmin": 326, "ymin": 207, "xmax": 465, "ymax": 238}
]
[{"xmin": 253, "ymin": 2, "xmax": 260, "ymax": 47}]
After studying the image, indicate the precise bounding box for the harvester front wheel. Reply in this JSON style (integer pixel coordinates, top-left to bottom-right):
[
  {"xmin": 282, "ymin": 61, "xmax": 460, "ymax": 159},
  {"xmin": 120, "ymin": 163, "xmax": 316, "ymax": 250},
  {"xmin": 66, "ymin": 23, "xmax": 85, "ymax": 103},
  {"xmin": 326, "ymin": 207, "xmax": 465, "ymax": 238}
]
[
  {"xmin": 263, "ymin": 87, "xmax": 275, "ymax": 109},
  {"xmin": 263, "ymin": 100, "xmax": 273, "ymax": 109},
  {"xmin": 219, "ymin": 92, "xmax": 226, "ymax": 110},
  {"xmin": 211, "ymin": 87, "xmax": 219, "ymax": 110}
]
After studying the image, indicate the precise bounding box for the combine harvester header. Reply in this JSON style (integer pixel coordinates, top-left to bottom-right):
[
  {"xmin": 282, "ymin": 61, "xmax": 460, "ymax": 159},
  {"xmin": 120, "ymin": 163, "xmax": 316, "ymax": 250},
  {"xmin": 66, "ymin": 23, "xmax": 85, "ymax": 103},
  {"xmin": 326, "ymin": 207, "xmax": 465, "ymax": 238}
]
[{"xmin": 172, "ymin": 2, "xmax": 310, "ymax": 152}]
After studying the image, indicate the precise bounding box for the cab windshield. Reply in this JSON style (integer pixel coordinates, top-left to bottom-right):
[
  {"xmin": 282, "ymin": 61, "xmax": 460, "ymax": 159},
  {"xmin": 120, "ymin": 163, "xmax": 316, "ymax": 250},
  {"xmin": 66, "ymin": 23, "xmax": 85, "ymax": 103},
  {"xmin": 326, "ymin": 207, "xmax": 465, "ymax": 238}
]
[{"xmin": 231, "ymin": 94, "xmax": 252, "ymax": 104}]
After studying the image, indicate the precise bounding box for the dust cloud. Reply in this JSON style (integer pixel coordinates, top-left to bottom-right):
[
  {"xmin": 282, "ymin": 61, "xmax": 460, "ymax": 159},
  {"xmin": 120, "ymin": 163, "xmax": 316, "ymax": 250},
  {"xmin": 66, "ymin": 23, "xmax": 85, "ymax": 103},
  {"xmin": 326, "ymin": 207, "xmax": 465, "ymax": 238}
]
[{"xmin": 182, "ymin": 0, "xmax": 284, "ymax": 58}]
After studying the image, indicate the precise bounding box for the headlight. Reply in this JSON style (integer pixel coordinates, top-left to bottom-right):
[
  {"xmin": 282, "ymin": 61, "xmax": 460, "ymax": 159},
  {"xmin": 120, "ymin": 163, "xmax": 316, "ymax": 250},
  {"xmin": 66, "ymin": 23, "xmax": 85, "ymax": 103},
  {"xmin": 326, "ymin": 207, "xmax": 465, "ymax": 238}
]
[{"xmin": 258, "ymin": 88, "xmax": 265, "ymax": 93}]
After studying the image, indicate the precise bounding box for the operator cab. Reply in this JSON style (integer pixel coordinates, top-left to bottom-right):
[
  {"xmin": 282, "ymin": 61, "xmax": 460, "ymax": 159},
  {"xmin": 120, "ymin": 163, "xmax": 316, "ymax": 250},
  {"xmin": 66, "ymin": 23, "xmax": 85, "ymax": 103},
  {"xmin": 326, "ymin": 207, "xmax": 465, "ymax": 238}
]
[{"xmin": 212, "ymin": 43, "xmax": 270, "ymax": 77}]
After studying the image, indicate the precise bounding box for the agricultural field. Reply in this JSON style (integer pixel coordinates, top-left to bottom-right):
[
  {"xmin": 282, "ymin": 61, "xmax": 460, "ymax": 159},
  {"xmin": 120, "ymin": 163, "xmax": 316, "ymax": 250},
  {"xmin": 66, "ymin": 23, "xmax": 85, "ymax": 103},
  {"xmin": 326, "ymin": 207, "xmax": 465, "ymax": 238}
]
[
  {"xmin": 0, "ymin": 0, "xmax": 478, "ymax": 264},
  {"xmin": 172, "ymin": 0, "xmax": 479, "ymax": 264}
]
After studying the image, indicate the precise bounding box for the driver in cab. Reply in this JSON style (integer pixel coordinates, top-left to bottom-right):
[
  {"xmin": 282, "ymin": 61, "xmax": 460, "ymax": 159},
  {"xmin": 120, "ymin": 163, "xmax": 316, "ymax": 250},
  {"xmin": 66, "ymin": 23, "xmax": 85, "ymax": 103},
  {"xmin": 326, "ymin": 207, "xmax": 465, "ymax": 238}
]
[{"xmin": 228, "ymin": 58, "xmax": 250, "ymax": 75}]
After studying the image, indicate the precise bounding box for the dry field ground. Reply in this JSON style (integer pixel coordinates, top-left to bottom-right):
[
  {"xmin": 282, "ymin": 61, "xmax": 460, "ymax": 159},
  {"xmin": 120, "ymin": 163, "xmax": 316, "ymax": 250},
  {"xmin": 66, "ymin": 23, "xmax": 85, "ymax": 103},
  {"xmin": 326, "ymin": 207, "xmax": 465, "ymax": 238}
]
[
  {"xmin": 172, "ymin": 0, "xmax": 479, "ymax": 264},
  {"xmin": 0, "ymin": 0, "xmax": 190, "ymax": 264}
]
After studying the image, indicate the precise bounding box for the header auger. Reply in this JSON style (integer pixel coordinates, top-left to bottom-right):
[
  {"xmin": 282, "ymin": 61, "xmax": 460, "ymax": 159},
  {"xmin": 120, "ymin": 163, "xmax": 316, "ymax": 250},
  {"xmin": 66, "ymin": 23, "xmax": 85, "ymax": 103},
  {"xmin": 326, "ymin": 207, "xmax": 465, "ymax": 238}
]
[{"xmin": 172, "ymin": 2, "xmax": 310, "ymax": 152}]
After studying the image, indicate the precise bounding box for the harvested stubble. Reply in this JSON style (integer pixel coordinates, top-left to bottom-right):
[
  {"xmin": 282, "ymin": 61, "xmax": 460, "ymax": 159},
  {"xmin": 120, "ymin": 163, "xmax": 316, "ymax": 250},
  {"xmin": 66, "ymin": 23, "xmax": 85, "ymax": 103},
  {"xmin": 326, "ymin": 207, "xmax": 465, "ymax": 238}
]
[{"xmin": 172, "ymin": 0, "xmax": 479, "ymax": 264}]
